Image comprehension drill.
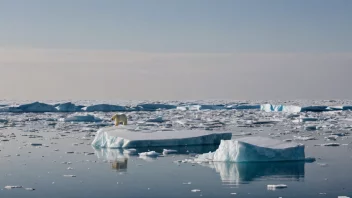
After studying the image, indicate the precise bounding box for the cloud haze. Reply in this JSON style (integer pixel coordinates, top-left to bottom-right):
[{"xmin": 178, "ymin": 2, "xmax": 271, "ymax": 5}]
[{"xmin": 0, "ymin": 48, "xmax": 351, "ymax": 100}]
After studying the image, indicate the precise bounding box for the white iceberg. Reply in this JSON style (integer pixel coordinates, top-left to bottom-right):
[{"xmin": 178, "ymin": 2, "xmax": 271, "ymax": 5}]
[
  {"xmin": 195, "ymin": 137, "xmax": 306, "ymax": 162},
  {"xmin": 260, "ymin": 104, "xmax": 301, "ymax": 113},
  {"xmin": 91, "ymin": 127, "xmax": 232, "ymax": 148}
]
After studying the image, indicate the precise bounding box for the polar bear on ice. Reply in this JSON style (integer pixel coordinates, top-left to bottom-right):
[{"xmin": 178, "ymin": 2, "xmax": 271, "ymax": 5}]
[{"xmin": 111, "ymin": 113, "xmax": 128, "ymax": 126}]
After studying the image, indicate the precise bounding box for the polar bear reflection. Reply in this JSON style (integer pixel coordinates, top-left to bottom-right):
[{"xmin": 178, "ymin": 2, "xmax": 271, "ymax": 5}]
[
  {"xmin": 111, "ymin": 158, "xmax": 128, "ymax": 171},
  {"xmin": 199, "ymin": 162, "xmax": 305, "ymax": 185}
]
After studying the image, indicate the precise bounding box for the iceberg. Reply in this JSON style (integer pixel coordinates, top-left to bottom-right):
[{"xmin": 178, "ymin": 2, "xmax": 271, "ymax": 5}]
[
  {"xmin": 195, "ymin": 137, "xmax": 306, "ymax": 162},
  {"xmin": 55, "ymin": 102, "xmax": 83, "ymax": 112},
  {"xmin": 83, "ymin": 104, "xmax": 128, "ymax": 112},
  {"xmin": 91, "ymin": 127, "xmax": 232, "ymax": 148},
  {"xmin": 260, "ymin": 104, "xmax": 301, "ymax": 113}
]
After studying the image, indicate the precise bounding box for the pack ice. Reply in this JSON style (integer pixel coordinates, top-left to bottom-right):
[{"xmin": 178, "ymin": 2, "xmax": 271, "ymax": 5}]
[
  {"xmin": 261, "ymin": 104, "xmax": 301, "ymax": 113},
  {"xmin": 91, "ymin": 127, "xmax": 232, "ymax": 148},
  {"xmin": 195, "ymin": 137, "xmax": 305, "ymax": 162}
]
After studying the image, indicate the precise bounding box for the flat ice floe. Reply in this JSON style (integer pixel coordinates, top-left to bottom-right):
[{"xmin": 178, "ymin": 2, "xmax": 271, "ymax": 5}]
[
  {"xmin": 195, "ymin": 137, "xmax": 306, "ymax": 162},
  {"xmin": 91, "ymin": 126, "xmax": 232, "ymax": 148}
]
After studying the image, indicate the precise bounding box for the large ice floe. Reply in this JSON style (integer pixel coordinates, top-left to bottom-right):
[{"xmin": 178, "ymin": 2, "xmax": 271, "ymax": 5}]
[
  {"xmin": 91, "ymin": 126, "xmax": 232, "ymax": 148},
  {"xmin": 195, "ymin": 137, "xmax": 306, "ymax": 162},
  {"xmin": 261, "ymin": 104, "xmax": 301, "ymax": 113}
]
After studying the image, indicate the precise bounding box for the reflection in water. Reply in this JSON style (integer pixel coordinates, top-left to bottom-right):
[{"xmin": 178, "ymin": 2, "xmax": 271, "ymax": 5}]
[
  {"xmin": 93, "ymin": 145, "xmax": 219, "ymax": 161},
  {"xmin": 199, "ymin": 162, "xmax": 305, "ymax": 185},
  {"xmin": 111, "ymin": 158, "xmax": 128, "ymax": 172}
]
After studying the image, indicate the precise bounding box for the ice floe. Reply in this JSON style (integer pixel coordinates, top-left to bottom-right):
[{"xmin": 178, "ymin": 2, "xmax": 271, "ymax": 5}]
[{"xmin": 91, "ymin": 127, "xmax": 232, "ymax": 148}]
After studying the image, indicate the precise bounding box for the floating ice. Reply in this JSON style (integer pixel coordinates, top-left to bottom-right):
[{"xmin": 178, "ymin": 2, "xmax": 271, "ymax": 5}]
[
  {"xmin": 301, "ymin": 106, "xmax": 330, "ymax": 112},
  {"xmin": 139, "ymin": 151, "xmax": 160, "ymax": 157},
  {"xmin": 83, "ymin": 104, "xmax": 128, "ymax": 112},
  {"xmin": 61, "ymin": 114, "xmax": 102, "ymax": 122},
  {"xmin": 195, "ymin": 137, "xmax": 306, "ymax": 162},
  {"xmin": 163, "ymin": 149, "xmax": 178, "ymax": 155},
  {"xmin": 91, "ymin": 127, "xmax": 232, "ymax": 148},
  {"xmin": 146, "ymin": 117, "xmax": 165, "ymax": 123},
  {"xmin": 4, "ymin": 186, "xmax": 23, "ymax": 189},
  {"xmin": 63, "ymin": 175, "xmax": 76, "ymax": 177},
  {"xmin": 261, "ymin": 104, "xmax": 301, "ymax": 113},
  {"xmin": 55, "ymin": 102, "xmax": 83, "ymax": 112},
  {"xmin": 11, "ymin": 102, "xmax": 58, "ymax": 112},
  {"xmin": 267, "ymin": 184, "xmax": 287, "ymax": 190},
  {"xmin": 227, "ymin": 104, "xmax": 260, "ymax": 110},
  {"xmin": 134, "ymin": 103, "xmax": 176, "ymax": 111}
]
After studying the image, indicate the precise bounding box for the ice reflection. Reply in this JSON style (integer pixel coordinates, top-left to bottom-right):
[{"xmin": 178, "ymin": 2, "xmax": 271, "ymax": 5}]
[{"xmin": 199, "ymin": 161, "xmax": 305, "ymax": 185}]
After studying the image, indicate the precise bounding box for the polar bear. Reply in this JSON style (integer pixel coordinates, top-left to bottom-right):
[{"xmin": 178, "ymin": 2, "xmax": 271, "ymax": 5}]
[{"xmin": 111, "ymin": 113, "xmax": 128, "ymax": 126}]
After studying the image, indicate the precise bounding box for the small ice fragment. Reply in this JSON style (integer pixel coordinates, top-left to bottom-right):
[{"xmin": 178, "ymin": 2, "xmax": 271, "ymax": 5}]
[
  {"xmin": 67, "ymin": 167, "xmax": 74, "ymax": 170},
  {"xmin": 4, "ymin": 186, "xmax": 22, "ymax": 189},
  {"xmin": 267, "ymin": 184, "xmax": 287, "ymax": 190},
  {"xmin": 63, "ymin": 175, "xmax": 76, "ymax": 177},
  {"xmin": 66, "ymin": 152, "xmax": 74, "ymax": 154},
  {"xmin": 338, "ymin": 196, "xmax": 350, "ymax": 198},
  {"xmin": 320, "ymin": 143, "xmax": 340, "ymax": 147},
  {"xmin": 231, "ymin": 193, "xmax": 237, "ymax": 195},
  {"xmin": 182, "ymin": 182, "xmax": 192, "ymax": 185},
  {"xmin": 85, "ymin": 153, "xmax": 94, "ymax": 155},
  {"xmin": 30, "ymin": 143, "xmax": 42, "ymax": 146},
  {"xmin": 163, "ymin": 149, "xmax": 178, "ymax": 155},
  {"xmin": 191, "ymin": 189, "xmax": 201, "ymax": 192},
  {"xmin": 139, "ymin": 151, "xmax": 160, "ymax": 157},
  {"xmin": 25, "ymin": 188, "xmax": 35, "ymax": 191}
]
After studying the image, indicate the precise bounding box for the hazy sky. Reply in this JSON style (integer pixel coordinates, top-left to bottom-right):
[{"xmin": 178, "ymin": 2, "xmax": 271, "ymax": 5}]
[{"xmin": 0, "ymin": 0, "xmax": 351, "ymax": 100}]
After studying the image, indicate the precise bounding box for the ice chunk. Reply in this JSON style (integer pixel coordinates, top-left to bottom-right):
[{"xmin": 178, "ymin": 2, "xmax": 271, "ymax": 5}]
[
  {"xmin": 195, "ymin": 137, "xmax": 306, "ymax": 162},
  {"xmin": 267, "ymin": 184, "xmax": 287, "ymax": 190},
  {"xmin": 55, "ymin": 102, "xmax": 83, "ymax": 112},
  {"xmin": 261, "ymin": 104, "xmax": 301, "ymax": 113},
  {"xmin": 4, "ymin": 186, "xmax": 23, "ymax": 189},
  {"xmin": 163, "ymin": 149, "xmax": 178, "ymax": 155},
  {"xmin": 139, "ymin": 151, "xmax": 160, "ymax": 157},
  {"xmin": 91, "ymin": 127, "xmax": 232, "ymax": 148},
  {"xmin": 61, "ymin": 114, "xmax": 102, "ymax": 122},
  {"xmin": 83, "ymin": 104, "xmax": 128, "ymax": 112}
]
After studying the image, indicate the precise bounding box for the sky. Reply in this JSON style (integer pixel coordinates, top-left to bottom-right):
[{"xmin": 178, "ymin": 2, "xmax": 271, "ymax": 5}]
[{"xmin": 0, "ymin": 0, "xmax": 351, "ymax": 100}]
